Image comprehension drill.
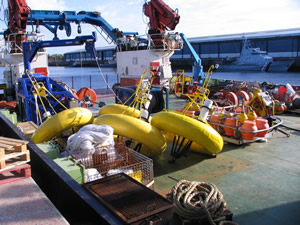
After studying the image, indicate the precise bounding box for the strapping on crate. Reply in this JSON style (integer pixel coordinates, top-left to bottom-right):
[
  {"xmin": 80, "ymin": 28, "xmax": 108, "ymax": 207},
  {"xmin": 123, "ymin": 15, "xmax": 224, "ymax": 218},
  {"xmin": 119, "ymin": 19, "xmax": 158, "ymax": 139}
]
[{"xmin": 74, "ymin": 141, "xmax": 154, "ymax": 187}]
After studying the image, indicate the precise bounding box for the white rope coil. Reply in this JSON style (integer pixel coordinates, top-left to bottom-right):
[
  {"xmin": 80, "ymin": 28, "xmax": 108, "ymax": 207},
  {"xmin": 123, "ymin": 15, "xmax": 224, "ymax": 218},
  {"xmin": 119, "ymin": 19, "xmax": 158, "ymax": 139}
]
[{"xmin": 171, "ymin": 180, "xmax": 227, "ymax": 224}]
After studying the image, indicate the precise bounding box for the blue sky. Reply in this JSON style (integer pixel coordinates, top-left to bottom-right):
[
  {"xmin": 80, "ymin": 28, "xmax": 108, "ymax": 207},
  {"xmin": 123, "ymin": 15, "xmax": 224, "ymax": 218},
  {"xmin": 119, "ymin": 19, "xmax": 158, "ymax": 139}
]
[{"xmin": 0, "ymin": 0, "xmax": 299, "ymax": 54}]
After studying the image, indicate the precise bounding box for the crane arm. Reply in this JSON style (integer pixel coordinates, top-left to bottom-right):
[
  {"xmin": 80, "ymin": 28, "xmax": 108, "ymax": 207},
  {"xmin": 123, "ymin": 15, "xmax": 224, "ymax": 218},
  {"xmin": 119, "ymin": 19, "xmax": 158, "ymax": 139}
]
[
  {"xmin": 22, "ymin": 32, "xmax": 97, "ymax": 73},
  {"xmin": 180, "ymin": 33, "xmax": 205, "ymax": 82},
  {"xmin": 27, "ymin": 10, "xmax": 137, "ymax": 44},
  {"xmin": 7, "ymin": 0, "xmax": 30, "ymax": 32},
  {"xmin": 143, "ymin": 0, "xmax": 180, "ymax": 47},
  {"xmin": 143, "ymin": 0, "xmax": 180, "ymax": 33}
]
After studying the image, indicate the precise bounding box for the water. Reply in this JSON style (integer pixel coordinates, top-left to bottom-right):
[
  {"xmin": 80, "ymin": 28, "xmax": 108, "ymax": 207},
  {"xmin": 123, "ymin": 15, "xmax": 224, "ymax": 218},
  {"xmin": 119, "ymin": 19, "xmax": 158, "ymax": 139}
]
[
  {"xmin": 1, "ymin": 66, "xmax": 300, "ymax": 90},
  {"xmin": 48, "ymin": 66, "xmax": 118, "ymax": 91}
]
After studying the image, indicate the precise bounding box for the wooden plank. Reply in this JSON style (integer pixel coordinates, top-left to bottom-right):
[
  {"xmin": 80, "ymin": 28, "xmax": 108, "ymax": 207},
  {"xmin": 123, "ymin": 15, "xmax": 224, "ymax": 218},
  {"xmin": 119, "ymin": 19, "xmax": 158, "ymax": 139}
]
[
  {"xmin": 0, "ymin": 151, "xmax": 29, "ymax": 161},
  {"xmin": 0, "ymin": 159, "xmax": 30, "ymax": 172},
  {"xmin": 0, "ymin": 143, "xmax": 14, "ymax": 150},
  {"xmin": 0, "ymin": 150, "xmax": 30, "ymax": 170},
  {"xmin": 0, "ymin": 148, "xmax": 4, "ymax": 158},
  {"xmin": 0, "ymin": 139, "xmax": 23, "ymax": 146},
  {"xmin": 0, "ymin": 138, "xmax": 28, "ymax": 152},
  {"xmin": 0, "ymin": 137, "xmax": 29, "ymax": 145},
  {"xmin": 20, "ymin": 151, "xmax": 30, "ymax": 161}
]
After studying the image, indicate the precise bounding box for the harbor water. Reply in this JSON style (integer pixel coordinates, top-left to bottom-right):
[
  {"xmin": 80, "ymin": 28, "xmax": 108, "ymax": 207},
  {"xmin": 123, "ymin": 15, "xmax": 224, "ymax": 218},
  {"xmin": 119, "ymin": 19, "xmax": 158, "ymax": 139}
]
[{"xmin": 1, "ymin": 66, "xmax": 300, "ymax": 91}]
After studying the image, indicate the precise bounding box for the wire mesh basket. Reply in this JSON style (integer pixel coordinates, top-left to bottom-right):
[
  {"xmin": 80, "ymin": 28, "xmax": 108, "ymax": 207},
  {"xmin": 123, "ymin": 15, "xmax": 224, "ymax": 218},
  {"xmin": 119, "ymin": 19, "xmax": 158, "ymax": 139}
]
[{"xmin": 79, "ymin": 142, "xmax": 154, "ymax": 188}]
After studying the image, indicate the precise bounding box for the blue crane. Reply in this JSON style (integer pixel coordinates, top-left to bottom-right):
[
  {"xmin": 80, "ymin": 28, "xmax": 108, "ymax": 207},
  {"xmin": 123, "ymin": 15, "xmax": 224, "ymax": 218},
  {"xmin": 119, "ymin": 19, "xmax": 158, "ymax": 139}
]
[
  {"xmin": 27, "ymin": 10, "xmax": 137, "ymax": 44},
  {"xmin": 179, "ymin": 33, "xmax": 205, "ymax": 83},
  {"xmin": 19, "ymin": 33, "xmax": 97, "ymax": 124}
]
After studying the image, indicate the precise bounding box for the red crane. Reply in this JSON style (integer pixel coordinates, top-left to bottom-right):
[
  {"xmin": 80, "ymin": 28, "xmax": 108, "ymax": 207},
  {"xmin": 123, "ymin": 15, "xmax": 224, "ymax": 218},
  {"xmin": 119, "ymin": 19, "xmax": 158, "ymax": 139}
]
[
  {"xmin": 5, "ymin": 0, "xmax": 30, "ymax": 52},
  {"xmin": 143, "ymin": 0, "xmax": 180, "ymax": 47}
]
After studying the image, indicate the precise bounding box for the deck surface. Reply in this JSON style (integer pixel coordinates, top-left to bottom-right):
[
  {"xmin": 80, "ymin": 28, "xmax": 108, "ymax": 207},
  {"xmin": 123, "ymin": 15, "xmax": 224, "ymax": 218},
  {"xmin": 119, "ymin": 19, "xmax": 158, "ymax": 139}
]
[{"xmin": 151, "ymin": 95, "xmax": 300, "ymax": 225}]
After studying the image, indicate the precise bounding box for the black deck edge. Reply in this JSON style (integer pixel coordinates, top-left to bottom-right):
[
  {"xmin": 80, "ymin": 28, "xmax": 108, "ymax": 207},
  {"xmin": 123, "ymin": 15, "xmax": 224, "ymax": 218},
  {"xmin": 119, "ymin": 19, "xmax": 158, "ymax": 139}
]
[{"xmin": 0, "ymin": 112, "xmax": 123, "ymax": 225}]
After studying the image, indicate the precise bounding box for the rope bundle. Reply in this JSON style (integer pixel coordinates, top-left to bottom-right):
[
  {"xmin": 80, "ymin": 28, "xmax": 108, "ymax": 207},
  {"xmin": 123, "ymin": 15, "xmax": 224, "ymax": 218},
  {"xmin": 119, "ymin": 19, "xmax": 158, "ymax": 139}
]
[{"xmin": 171, "ymin": 180, "xmax": 227, "ymax": 224}]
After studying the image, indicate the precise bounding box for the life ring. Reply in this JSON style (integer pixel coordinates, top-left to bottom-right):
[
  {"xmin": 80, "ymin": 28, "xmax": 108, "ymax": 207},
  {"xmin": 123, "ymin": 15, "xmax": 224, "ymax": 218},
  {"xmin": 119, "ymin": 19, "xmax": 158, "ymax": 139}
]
[
  {"xmin": 94, "ymin": 114, "xmax": 167, "ymax": 157},
  {"xmin": 99, "ymin": 104, "xmax": 141, "ymax": 118},
  {"xmin": 151, "ymin": 111, "xmax": 224, "ymax": 155},
  {"xmin": 32, "ymin": 107, "xmax": 94, "ymax": 144},
  {"xmin": 77, "ymin": 87, "xmax": 97, "ymax": 107}
]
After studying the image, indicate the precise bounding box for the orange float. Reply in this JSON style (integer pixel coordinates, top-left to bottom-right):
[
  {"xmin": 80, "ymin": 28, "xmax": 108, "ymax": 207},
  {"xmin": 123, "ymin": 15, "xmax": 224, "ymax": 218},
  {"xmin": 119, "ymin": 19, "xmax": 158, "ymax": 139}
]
[
  {"xmin": 256, "ymin": 118, "xmax": 269, "ymax": 137},
  {"xmin": 240, "ymin": 120, "xmax": 257, "ymax": 140},
  {"xmin": 224, "ymin": 117, "xmax": 237, "ymax": 136},
  {"xmin": 77, "ymin": 88, "xmax": 97, "ymax": 108},
  {"xmin": 211, "ymin": 113, "xmax": 220, "ymax": 129}
]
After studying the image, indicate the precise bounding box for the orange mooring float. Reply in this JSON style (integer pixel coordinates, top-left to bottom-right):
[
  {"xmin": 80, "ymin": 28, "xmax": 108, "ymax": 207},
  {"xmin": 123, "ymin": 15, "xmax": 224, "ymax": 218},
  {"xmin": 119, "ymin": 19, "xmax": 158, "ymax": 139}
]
[
  {"xmin": 240, "ymin": 120, "xmax": 258, "ymax": 141},
  {"xmin": 223, "ymin": 117, "xmax": 236, "ymax": 137},
  {"xmin": 256, "ymin": 118, "xmax": 270, "ymax": 137}
]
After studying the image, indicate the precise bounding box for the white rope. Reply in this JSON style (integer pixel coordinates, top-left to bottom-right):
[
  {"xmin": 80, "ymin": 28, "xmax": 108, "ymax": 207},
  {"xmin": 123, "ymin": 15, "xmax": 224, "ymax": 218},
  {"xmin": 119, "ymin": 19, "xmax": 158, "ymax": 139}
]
[{"xmin": 171, "ymin": 180, "xmax": 227, "ymax": 225}]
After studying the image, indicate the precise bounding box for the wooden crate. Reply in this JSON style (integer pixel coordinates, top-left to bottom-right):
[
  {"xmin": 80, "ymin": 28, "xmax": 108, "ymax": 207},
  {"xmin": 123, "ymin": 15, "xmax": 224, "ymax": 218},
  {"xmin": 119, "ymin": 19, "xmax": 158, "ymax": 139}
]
[
  {"xmin": 17, "ymin": 121, "xmax": 38, "ymax": 138},
  {"xmin": 0, "ymin": 137, "xmax": 30, "ymax": 171}
]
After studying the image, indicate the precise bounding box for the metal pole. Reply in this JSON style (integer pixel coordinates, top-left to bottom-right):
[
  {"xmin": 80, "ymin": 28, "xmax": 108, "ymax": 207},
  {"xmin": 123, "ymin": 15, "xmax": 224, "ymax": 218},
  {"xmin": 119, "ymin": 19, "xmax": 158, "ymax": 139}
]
[{"xmin": 106, "ymin": 74, "xmax": 108, "ymax": 92}]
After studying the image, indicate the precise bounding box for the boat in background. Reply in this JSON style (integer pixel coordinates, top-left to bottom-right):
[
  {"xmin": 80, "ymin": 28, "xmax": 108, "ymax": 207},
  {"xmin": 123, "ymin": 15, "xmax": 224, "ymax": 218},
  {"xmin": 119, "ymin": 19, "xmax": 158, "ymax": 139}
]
[{"xmin": 218, "ymin": 39, "xmax": 294, "ymax": 72}]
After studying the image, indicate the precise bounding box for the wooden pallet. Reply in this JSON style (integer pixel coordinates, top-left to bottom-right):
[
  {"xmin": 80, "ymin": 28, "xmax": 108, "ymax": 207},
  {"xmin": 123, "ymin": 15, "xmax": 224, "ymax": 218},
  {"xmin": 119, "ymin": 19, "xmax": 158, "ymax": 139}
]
[
  {"xmin": 0, "ymin": 163, "xmax": 31, "ymax": 184},
  {"xmin": 0, "ymin": 137, "xmax": 30, "ymax": 171}
]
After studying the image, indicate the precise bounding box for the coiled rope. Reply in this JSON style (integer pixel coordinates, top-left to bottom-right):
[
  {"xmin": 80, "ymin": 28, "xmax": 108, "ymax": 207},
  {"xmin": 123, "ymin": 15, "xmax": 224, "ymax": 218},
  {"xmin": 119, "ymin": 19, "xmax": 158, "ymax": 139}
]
[{"xmin": 171, "ymin": 180, "xmax": 227, "ymax": 225}]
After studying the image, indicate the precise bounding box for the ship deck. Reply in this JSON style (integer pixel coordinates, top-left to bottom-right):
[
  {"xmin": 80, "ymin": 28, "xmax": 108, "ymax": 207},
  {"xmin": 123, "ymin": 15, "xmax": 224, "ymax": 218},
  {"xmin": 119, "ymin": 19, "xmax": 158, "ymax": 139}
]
[
  {"xmin": 96, "ymin": 89, "xmax": 300, "ymax": 225},
  {"xmin": 0, "ymin": 91, "xmax": 299, "ymax": 225},
  {"xmin": 95, "ymin": 89, "xmax": 300, "ymax": 224},
  {"xmin": 152, "ymin": 94, "xmax": 300, "ymax": 225}
]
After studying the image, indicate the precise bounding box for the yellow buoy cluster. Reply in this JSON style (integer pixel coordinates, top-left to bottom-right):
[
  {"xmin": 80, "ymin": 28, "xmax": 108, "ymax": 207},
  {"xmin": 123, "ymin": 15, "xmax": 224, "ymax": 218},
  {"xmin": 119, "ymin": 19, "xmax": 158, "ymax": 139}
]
[{"xmin": 32, "ymin": 103, "xmax": 224, "ymax": 157}]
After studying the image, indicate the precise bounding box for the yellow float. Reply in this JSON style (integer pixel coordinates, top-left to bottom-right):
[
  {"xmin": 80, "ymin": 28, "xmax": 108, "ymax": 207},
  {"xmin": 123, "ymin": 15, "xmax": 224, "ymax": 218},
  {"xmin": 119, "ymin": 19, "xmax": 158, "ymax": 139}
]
[
  {"xmin": 32, "ymin": 107, "xmax": 93, "ymax": 144},
  {"xmin": 98, "ymin": 104, "xmax": 141, "ymax": 118},
  {"xmin": 151, "ymin": 111, "xmax": 224, "ymax": 155},
  {"xmin": 94, "ymin": 114, "xmax": 166, "ymax": 157}
]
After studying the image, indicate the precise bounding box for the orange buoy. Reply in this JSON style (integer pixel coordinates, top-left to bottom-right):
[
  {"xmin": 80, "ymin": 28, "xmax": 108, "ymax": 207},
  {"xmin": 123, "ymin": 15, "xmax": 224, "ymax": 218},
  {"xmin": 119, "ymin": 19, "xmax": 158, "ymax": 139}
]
[
  {"xmin": 241, "ymin": 120, "xmax": 257, "ymax": 141},
  {"xmin": 256, "ymin": 118, "xmax": 269, "ymax": 137},
  {"xmin": 77, "ymin": 88, "xmax": 97, "ymax": 108},
  {"xmin": 224, "ymin": 117, "xmax": 237, "ymax": 136},
  {"xmin": 211, "ymin": 113, "xmax": 220, "ymax": 129}
]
